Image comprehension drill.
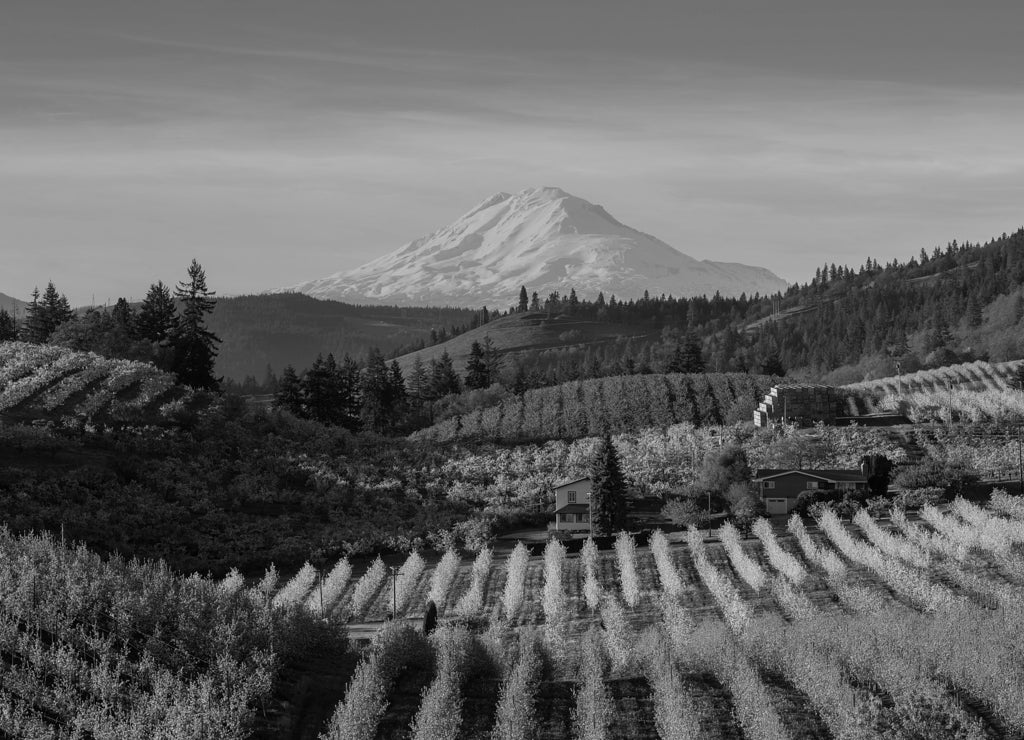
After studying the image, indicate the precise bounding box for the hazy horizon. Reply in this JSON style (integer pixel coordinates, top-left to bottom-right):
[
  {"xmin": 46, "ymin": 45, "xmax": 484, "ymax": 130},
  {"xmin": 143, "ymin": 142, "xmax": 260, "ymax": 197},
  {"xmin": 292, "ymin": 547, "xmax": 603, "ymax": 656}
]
[{"xmin": 3, "ymin": 0, "xmax": 1023, "ymax": 305}]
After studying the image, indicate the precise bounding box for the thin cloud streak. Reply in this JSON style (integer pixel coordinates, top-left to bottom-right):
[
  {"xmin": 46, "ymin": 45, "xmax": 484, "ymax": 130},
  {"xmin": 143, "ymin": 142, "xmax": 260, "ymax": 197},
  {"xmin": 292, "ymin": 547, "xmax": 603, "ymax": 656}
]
[{"xmin": 1, "ymin": 2, "xmax": 1023, "ymax": 304}]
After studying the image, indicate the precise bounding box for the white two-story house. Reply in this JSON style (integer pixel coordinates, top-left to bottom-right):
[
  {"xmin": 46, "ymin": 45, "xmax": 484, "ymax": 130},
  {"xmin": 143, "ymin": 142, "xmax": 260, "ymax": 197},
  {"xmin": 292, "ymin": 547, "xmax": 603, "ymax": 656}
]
[{"xmin": 552, "ymin": 476, "xmax": 593, "ymax": 533}]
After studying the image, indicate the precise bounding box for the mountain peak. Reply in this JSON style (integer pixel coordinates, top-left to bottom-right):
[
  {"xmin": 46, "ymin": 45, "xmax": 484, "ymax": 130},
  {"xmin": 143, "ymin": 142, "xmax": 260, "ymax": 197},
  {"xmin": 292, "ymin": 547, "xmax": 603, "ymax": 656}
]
[{"xmin": 283, "ymin": 189, "xmax": 788, "ymax": 307}]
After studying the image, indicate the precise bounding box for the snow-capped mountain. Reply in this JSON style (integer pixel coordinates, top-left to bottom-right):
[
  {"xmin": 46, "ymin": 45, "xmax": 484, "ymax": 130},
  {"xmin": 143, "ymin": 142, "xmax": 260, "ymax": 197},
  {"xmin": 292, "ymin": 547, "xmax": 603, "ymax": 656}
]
[{"xmin": 284, "ymin": 187, "xmax": 788, "ymax": 307}]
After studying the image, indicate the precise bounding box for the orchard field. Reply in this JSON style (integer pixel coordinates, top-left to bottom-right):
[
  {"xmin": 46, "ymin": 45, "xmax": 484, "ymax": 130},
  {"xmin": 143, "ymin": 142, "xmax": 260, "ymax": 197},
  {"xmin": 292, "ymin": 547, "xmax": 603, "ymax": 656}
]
[
  {"xmin": 0, "ymin": 341, "xmax": 190, "ymax": 427},
  {"xmin": 8, "ymin": 475, "xmax": 1024, "ymax": 737},
  {"xmin": 317, "ymin": 492, "xmax": 1024, "ymax": 740}
]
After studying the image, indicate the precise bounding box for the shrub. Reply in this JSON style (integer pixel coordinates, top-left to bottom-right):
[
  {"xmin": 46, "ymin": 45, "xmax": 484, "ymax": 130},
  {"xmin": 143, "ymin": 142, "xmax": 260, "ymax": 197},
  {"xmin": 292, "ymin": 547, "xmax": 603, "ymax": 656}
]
[
  {"xmin": 752, "ymin": 518, "xmax": 806, "ymax": 585},
  {"xmin": 455, "ymin": 546, "xmax": 492, "ymax": 616},
  {"xmin": 641, "ymin": 628, "xmax": 704, "ymax": 740},
  {"xmin": 893, "ymin": 458, "xmax": 979, "ymax": 497},
  {"xmin": 572, "ymin": 629, "xmax": 612, "ymax": 740},
  {"xmin": 614, "ymin": 531, "xmax": 641, "ymax": 608},
  {"xmin": 427, "ymin": 549, "xmax": 461, "ymax": 612},
  {"xmin": 501, "ymin": 542, "xmax": 530, "ymax": 619},
  {"xmin": 687, "ymin": 526, "xmax": 751, "ymax": 635},
  {"xmin": 491, "ymin": 633, "xmax": 543, "ymax": 740},
  {"xmin": 393, "ymin": 551, "xmax": 427, "ymax": 616},
  {"xmin": 310, "ymin": 557, "xmax": 352, "ymax": 614},
  {"xmin": 599, "ymin": 594, "xmax": 633, "ymax": 673},
  {"xmin": 581, "ymin": 537, "xmax": 602, "ymax": 610},
  {"xmin": 718, "ymin": 521, "xmax": 767, "ymax": 591},
  {"xmin": 350, "ymin": 557, "xmax": 387, "ymax": 617},
  {"xmin": 321, "ymin": 623, "xmax": 430, "ymax": 740},
  {"xmin": 410, "ymin": 626, "xmax": 473, "ymax": 740},
  {"xmin": 542, "ymin": 538, "xmax": 568, "ymax": 623},
  {"xmin": 661, "ymin": 497, "xmax": 710, "ymax": 528},
  {"xmin": 650, "ymin": 529, "xmax": 684, "ymax": 597},
  {"xmin": 893, "ymin": 487, "xmax": 944, "ymax": 510},
  {"xmin": 274, "ymin": 561, "xmax": 318, "ymax": 607}
]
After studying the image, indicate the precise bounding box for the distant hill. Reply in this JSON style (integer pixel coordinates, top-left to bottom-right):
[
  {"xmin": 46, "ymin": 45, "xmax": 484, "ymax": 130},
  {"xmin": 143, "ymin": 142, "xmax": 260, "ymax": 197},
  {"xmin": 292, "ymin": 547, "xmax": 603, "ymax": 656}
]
[
  {"xmin": 392, "ymin": 309, "xmax": 662, "ymax": 376},
  {"xmin": 281, "ymin": 186, "xmax": 788, "ymax": 307},
  {"xmin": 206, "ymin": 293, "xmax": 476, "ymax": 381},
  {"xmin": 0, "ymin": 292, "xmax": 28, "ymax": 315}
]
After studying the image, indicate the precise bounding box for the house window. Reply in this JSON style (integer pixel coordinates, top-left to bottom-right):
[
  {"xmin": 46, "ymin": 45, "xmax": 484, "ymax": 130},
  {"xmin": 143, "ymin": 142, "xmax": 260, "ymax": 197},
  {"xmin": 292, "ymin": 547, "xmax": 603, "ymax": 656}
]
[
  {"xmin": 838, "ymin": 482, "xmax": 855, "ymax": 491},
  {"xmin": 558, "ymin": 513, "xmax": 568, "ymax": 523},
  {"xmin": 581, "ymin": 513, "xmax": 590, "ymax": 523},
  {"xmin": 568, "ymin": 491, "xmax": 577, "ymax": 503},
  {"xmin": 763, "ymin": 481, "xmax": 775, "ymax": 490},
  {"xmin": 806, "ymin": 481, "xmax": 819, "ymax": 490}
]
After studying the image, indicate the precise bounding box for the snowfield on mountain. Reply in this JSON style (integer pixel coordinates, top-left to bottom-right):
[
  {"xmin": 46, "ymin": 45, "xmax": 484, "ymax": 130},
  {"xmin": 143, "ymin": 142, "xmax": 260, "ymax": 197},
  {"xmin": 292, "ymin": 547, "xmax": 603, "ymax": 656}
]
[{"xmin": 283, "ymin": 186, "xmax": 788, "ymax": 307}]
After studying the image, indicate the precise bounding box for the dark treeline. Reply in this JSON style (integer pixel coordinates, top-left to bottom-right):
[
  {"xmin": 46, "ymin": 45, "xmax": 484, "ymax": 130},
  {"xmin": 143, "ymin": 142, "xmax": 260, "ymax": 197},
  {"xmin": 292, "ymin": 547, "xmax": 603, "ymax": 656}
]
[
  {"xmin": 406, "ymin": 227, "xmax": 1024, "ymax": 390},
  {"xmin": 2, "ymin": 260, "xmax": 222, "ymax": 390}
]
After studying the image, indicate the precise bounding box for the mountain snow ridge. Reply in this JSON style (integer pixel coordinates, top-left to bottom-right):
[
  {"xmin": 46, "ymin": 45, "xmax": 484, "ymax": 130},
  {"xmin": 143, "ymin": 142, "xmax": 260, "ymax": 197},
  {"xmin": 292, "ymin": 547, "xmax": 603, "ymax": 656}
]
[{"xmin": 284, "ymin": 186, "xmax": 788, "ymax": 307}]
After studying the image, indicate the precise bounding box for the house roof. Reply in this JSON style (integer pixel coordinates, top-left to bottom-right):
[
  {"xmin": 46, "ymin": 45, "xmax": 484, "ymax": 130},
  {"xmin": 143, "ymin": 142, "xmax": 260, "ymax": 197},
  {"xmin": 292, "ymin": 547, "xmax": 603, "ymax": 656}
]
[
  {"xmin": 553, "ymin": 477, "xmax": 591, "ymax": 491},
  {"xmin": 753, "ymin": 468, "xmax": 866, "ymax": 483},
  {"xmin": 554, "ymin": 503, "xmax": 591, "ymax": 514}
]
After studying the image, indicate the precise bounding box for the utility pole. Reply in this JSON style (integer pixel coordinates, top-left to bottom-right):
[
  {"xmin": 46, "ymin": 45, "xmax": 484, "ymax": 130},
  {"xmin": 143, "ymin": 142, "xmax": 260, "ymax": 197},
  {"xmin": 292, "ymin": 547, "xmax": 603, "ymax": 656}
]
[
  {"xmin": 896, "ymin": 360, "xmax": 902, "ymax": 397},
  {"xmin": 1018, "ymin": 426, "xmax": 1023, "ymax": 495}
]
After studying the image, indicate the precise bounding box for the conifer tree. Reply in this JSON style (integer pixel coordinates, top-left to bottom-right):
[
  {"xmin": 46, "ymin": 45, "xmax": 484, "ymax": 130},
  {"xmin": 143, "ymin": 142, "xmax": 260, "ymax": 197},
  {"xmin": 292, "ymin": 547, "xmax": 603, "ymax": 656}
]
[
  {"xmin": 338, "ymin": 354, "xmax": 363, "ymax": 430},
  {"xmin": 136, "ymin": 281, "xmax": 177, "ymax": 343},
  {"xmin": 22, "ymin": 288, "xmax": 45, "ymax": 343},
  {"xmin": 169, "ymin": 260, "xmax": 220, "ymax": 390},
  {"xmin": 389, "ymin": 360, "xmax": 407, "ymax": 414},
  {"xmin": 361, "ymin": 347, "xmax": 395, "ymax": 433},
  {"xmin": 510, "ymin": 363, "xmax": 529, "ymax": 395},
  {"xmin": 275, "ymin": 365, "xmax": 304, "ymax": 415},
  {"xmin": 0, "ymin": 308, "xmax": 16, "ymax": 341},
  {"xmin": 464, "ymin": 340, "xmax": 490, "ymax": 389},
  {"xmin": 518, "ymin": 286, "xmax": 529, "ymax": 312},
  {"xmin": 111, "ymin": 297, "xmax": 134, "ymax": 333},
  {"xmin": 431, "ymin": 351, "xmax": 461, "ymax": 397},
  {"xmin": 589, "ymin": 434, "xmax": 627, "ymax": 536},
  {"xmin": 680, "ymin": 333, "xmax": 705, "ymax": 373},
  {"xmin": 302, "ymin": 354, "xmax": 335, "ymax": 423},
  {"xmin": 41, "ymin": 282, "xmax": 74, "ymax": 335},
  {"xmin": 24, "ymin": 283, "xmax": 74, "ymax": 342},
  {"xmin": 408, "ymin": 356, "xmax": 430, "ymax": 401}
]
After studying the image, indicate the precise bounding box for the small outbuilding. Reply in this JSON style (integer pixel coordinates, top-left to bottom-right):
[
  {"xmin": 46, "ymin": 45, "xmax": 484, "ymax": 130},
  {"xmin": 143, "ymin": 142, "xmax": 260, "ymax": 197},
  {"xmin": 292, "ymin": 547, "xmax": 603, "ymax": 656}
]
[{"xmin": 753, "ymin": 468, "xmax": 867, "ymax": 515}]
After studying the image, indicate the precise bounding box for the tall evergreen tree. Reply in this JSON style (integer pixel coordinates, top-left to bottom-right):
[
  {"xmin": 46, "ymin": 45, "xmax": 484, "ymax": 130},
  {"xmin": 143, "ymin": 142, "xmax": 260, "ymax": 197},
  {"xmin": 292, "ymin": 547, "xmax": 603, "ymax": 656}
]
[
  {"xmin": 464, "ymin": 340, "xmax": 490, "ymax": 389},
  {"xmin": 24, "ymin": 282, "xmax": 74, "ymax": 343},
  {"xmin": 136, "ymin": 281, "xmax": 177, "ymax": 343},
  {"xmin": 41, "ymin": 282, "xmax": 74, "ymax": 338},
  {"xmin": 361, "ymin": 348, "xmax": 396, "ymax": 433},
  {"xmin": 169, "ymin": 260, "xmax": 220, "ymax": 390},
  {"xmin": 275, "ymin": 365, "xmax": 304, "ymax": 415},
  {"xmin": 22, "ymin": 288, "xmax": 47, "ymax": 343},
  {"xmin": 518, "ymin": 286, "xmax": 529, "ymax": 312},
  {"xmin": 408, "ymin": 356, "xmax": 430, "ymax": 401},
  {"xmin": 388, "ymin": 360, "xmax": 408, "ymax": 424},
  {"xmin": 303, "ymin": 354, "xmax": 339, "ymax": 424},
  {"xmin": 680, "ymin": 333, "xmax": 705, "ymax": 373},
  {"xmin": 338, "ymin": 354, "xmax": 363, "ymax": 430},
  {"xmin": 589, "ymin": 434, "xmax": 627, "ymax": 536},
  {"xmin": 111, "ymin": 297, "xmax": 134, "ymax": 333},
  {"xmin": 0, "ymin": 308, "xmax": 16, "ymax": 341},
  {"xmin": 431, "ymin": 351, "xmax": 461, "ymax": 397}
]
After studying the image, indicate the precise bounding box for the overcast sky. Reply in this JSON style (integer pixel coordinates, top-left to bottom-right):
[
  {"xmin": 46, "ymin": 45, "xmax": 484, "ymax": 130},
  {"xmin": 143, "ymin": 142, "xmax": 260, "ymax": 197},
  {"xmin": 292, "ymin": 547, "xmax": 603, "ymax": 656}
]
[{"xmin": 3, "ymin": 0, "xmax": 1023, "ymax": 305}]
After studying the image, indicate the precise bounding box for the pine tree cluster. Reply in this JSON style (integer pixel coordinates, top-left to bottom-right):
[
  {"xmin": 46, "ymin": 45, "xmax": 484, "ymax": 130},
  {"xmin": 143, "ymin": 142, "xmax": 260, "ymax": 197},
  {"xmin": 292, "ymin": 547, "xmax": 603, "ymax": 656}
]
[{"xmin": 9, "ymin": 260, "xmax": 222, "ymax": 390}]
